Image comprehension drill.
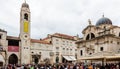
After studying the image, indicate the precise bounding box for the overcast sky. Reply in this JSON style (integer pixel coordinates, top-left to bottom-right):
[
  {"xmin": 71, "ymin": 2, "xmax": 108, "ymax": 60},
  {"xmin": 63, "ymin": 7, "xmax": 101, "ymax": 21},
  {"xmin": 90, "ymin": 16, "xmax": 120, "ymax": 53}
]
[{"xmin": 0, "ymin": 0, "xmax": 120, "ymax": 39}]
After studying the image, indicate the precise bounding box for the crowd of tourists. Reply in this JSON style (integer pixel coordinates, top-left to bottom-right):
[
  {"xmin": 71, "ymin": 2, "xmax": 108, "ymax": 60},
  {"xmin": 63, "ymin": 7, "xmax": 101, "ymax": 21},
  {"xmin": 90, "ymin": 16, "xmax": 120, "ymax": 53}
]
[{"xmin": 1, "ymin": 62, "xmax": 120, "ymax": 69}]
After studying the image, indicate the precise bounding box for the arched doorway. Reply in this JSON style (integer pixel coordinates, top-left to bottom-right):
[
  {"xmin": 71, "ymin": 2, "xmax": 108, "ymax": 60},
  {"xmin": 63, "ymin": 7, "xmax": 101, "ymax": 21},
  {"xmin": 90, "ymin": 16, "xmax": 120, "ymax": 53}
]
[
  {"xmin": 32, "ymin": 55, "xmax": 40, "ymax": 64},
  {"xmin": 34, "ymin": 57, "xmax": 39, "ymax": 64},
  {"xmin": 8, "ymin": 54, "xmax": 18, "ymax": 64}
]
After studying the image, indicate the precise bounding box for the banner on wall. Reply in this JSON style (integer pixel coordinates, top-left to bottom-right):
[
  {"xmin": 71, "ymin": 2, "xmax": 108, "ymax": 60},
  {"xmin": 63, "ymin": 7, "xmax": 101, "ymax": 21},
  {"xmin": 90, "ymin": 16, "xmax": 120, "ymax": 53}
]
[{"xmin": 8, "ymin": 46, "xmax": 19, "ymax": 52}]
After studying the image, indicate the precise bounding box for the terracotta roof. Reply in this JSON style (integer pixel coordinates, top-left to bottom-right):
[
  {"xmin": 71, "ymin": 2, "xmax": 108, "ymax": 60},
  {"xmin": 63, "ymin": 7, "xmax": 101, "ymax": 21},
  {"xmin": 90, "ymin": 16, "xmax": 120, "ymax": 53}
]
[
  {"xmin": 7, "ymin": 36, "xmax": 20, "ymax": 40},
  {"xmin": 31, "ymin": 39, "xmax": 51, "ymax": 44},
  {"xmin": 42, "ymin": 37, "xmax": 50, "ymax": 41},
  {"xmin": 52, "ymin": 33, "xmax": 75, "ymax": 40}
]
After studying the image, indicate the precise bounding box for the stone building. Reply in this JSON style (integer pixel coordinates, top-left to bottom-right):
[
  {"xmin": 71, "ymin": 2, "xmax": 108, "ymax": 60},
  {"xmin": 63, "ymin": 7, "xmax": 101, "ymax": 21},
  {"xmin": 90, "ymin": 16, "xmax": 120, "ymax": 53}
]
[
  {"xmin": 76, "ymin": 16, "xmax": 120, "ymax": 64},
  {"xmin": 30, "ymin": 39, "xmax": 53, "ymax": 64},
  {"xmin": 42, "ymin": 33, "xmax": 78, "ymax": 63},
  {"xmin": 0, "ymin": 2, "xmax": 78, "ymax": 65}
]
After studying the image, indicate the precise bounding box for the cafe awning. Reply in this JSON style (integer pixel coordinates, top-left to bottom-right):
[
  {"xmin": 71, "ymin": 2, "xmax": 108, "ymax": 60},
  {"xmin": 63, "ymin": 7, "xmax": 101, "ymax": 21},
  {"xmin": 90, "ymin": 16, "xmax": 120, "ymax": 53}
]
[
  {"xmin": 69, "ymin": 56, "xmax": 76, "ymax": 61},
  {"xmin": 63, "ymin": 56, "xmax": 76, "ymax": 61},
  {"xmin": 63, "ymin": 56, "xmax": 72, "ymax": 61}
]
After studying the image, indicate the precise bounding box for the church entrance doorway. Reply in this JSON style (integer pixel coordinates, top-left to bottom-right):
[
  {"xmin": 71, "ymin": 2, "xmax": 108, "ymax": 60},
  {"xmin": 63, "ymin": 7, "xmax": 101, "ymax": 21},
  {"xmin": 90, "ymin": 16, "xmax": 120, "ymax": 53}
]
[
  {"xmin": 34, "ymin": 57, "xmax": 39, "ymax": 64},
  {"xmin": 32, "ymin": 55, "xmax": 40, "ymax": 64},
  {"xmin": 8, "ymin": 54, "xmax": 18, "ymax": 64}
]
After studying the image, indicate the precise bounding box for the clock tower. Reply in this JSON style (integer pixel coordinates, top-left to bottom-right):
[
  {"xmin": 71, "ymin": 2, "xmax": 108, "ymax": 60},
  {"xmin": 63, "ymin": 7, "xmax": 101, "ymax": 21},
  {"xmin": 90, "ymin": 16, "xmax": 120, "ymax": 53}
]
[{"xmin": 20, "ymin": 1, "xmax": 31, "ymax": 64}]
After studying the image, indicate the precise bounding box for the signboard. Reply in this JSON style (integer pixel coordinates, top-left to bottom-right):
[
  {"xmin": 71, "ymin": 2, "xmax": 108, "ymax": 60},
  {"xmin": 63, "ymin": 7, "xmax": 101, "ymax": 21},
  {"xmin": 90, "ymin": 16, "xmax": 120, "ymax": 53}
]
[{"xmin": 8, "ymin": 46, "xmax": 19, "ymax": 52}]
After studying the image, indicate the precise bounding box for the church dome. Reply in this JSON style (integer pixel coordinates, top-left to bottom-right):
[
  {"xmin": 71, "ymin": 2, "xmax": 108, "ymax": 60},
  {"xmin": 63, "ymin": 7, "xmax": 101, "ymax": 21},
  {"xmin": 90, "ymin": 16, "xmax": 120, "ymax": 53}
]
[
  {"xmin": 96, "ymin": 17, "xmax": 112, "ymax": 26},
  {"xmin": 22, "ymin": 3, "xmax": 29, "ymax": 8}
]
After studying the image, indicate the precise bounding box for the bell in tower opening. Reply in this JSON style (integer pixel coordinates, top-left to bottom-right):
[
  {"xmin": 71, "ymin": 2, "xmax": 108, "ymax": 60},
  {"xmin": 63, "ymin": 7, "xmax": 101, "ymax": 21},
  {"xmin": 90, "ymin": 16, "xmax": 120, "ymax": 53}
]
[{"xmin": 24, "ymin": 13, "xmax": 28, "ymax": 20}]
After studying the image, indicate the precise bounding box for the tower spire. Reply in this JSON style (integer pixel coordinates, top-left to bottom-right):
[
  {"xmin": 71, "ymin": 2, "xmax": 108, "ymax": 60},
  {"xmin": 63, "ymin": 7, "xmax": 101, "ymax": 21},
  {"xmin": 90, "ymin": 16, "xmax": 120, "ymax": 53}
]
[{"xmin": 24, "ymin": 0, "xmax": 26, "ymax": 3}]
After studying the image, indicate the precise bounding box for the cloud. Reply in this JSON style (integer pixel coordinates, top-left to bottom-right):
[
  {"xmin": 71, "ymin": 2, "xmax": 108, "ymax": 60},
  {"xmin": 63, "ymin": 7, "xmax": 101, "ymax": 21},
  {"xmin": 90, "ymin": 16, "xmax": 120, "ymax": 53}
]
[{"xmin": 0, "ymin": 0, "xmax": 120, "ymax": 39}]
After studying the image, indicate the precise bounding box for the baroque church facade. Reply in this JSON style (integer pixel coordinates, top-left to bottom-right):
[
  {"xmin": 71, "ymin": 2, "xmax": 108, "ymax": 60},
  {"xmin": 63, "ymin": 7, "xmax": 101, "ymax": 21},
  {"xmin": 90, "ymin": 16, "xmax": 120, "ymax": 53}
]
[
  {"xmin": 0, "ymin": 2, "xmax": 78, "ymax": 65},
  {"xmin": 76, "ymin": 15, "xmax": 120, "ymax": 64}
]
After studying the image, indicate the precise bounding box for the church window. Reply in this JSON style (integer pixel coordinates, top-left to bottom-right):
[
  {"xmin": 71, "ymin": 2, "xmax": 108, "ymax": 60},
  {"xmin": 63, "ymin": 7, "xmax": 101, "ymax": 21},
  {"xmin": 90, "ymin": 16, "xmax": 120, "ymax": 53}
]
[
  {"xmin": 86, "ymin": 34, "xmax": 90, "ymax": 40},
  {"xmin": 100, "ymin": 47, "xmax": 103, "ymax": 51},
  {"xmin": 80, "ymin": 50, "xmax": 83, "ymax": 56},
  {"xmin": 0, "ymin": 35, "xmax": 1, "ymax": 39},
  {"xmin": 91, "ymin": 33, "xmax": 95, "ymax": 39},
  {"xmin": 119, "ymin": 32, "xmax": 120, "ymax": 37},
  {"xmin": 86, "ymin": 33, "xmax": 95, "ymax": 40},
  {"xmin": 24, "ymin": 13, "xmax": 28, "ymax": 20}
]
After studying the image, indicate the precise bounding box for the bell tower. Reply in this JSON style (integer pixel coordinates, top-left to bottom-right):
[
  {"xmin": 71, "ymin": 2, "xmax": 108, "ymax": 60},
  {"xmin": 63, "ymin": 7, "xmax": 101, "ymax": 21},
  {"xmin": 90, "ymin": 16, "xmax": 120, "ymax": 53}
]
[{"xmin": 20, "ymin": 1, "xmax": 31, "ymax": 64}]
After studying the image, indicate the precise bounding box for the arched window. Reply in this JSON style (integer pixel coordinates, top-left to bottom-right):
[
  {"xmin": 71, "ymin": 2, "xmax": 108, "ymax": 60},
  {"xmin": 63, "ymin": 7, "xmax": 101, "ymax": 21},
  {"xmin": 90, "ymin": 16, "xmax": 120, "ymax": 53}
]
[
  {"xmin": 0, "ymin": 35, "xmax": 1, "ymax": 39},
  {"xmin": 119, "ymin": 32, "xmax": 120, "ymax": 37},
  {"xmin": 80, "ymin": 50, "xmax": 83, "ymax": 56},
  {"xmin": 100, "ymin": 47, "xmax": 103, "ymax": 51},
  {"xmin": 86, "ymin": 33, "xmax": 95, "ymax": 40},
  {"xmin": 91, "ymin": 33, "xmax": 95, "ymax": 39},
  {"xmin": 86, "ymin": 34, "xmax": 89, "ymax": 40},
  {"xmin": 24, "ymin": 13, "xmax": 28, "ymax": 20}
]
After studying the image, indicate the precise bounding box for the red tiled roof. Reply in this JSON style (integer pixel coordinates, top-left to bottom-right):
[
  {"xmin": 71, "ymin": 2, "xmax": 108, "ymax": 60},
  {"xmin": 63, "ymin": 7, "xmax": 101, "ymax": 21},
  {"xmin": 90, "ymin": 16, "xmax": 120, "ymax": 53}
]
[
  {"xmin": 7, "ymin": 36, "xmax": 20, "ymax": 40},
  {"xmin": 42, "ymin": 37, "xmax": 50, "ymax": 41},
  {"xmin": 31, "ymin": 39, "xmax": 51, "ymax": 44},
  {"xmin": 53, "ymin": 33, "xmax": 74, "ymax": 40}
]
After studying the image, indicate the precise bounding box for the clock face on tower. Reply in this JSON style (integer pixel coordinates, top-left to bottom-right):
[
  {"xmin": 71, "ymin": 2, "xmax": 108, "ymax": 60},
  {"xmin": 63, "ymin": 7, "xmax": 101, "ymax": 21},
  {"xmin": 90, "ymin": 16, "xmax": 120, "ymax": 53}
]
[
  {"xmin": 23, "ymin": 34, "xmax": 29, "ymax": 40},
  {"xmin": 24, "ymin": 21, "xmax": 29, "ymax": 33}
]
